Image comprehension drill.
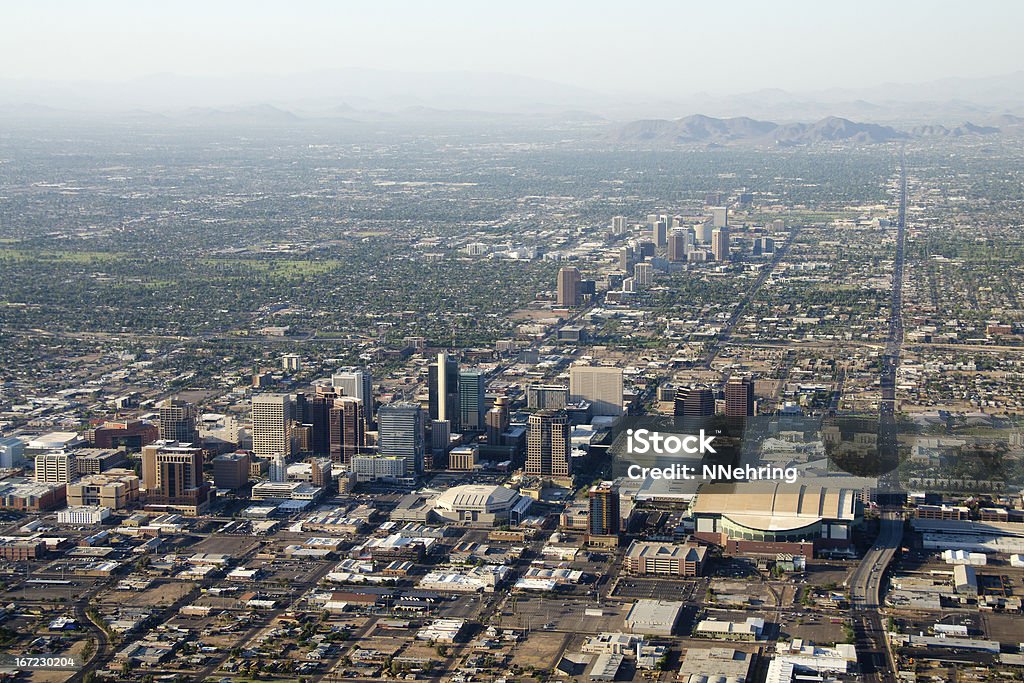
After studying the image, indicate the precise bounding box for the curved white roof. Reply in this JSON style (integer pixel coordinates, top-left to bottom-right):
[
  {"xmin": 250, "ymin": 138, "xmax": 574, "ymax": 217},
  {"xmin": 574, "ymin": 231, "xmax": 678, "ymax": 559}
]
[{"xmin": 434, "ymin": 484, "xmax": 519, "ymax": 512}]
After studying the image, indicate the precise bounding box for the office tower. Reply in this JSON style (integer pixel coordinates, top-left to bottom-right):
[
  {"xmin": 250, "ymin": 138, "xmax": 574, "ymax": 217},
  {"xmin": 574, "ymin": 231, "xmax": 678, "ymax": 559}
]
[
  {"xmin": 668, "ymin": 230, "xmax": 686, "ymax": 262},
  {"xmin": 486, "ymin": 395, "xmax": 510, "ymax": 445},
  {"xmin": 638, "ymin": 241, "xmax": 656, "ymax": 258},
  {"xmin": 378, "ymin": 403, "xmax": 426, "ymax": 475},
  {"xmin": 725, "ymin": 376, "xmax": 755, "ymax": 417},
  {"xmin": 142, "ymin": 440, "xmax": 210, "ymax": 513},
  {"xmin": 34, "ymin": 451, "xmax": 76, "ymax": 484},
  {"xmin": 738, "ymin": 192, "xmax": 753, "ymax": 206},
  {"xmin": 431, "ymin": 419, "xmax": 451, "ymax": 464},
  {"xmin": 646, "ymin": 213, "xmax": 658, "ymax": 226},
  {"xmin": 771, "ymin": 219, "xmax": 784, "ymax": 233},
  {"xmin": 309, "ymin": 457, "xmax": 333, "ymax": 488},
  {"xmin": 281, "ymin": 353, "xmax": 301, "ymax": 372},
  {"xmin": 428, "ymin": 352, "xmax": 460, "ymax": 428},
  {"xmin": 569, "ymin": 365, "xmax": 624, "ymax": 417},
  {"xmin": 611, "ymin": 215, "xmax": 627, "ymax": 234},
  {"xmin": 332, "ymin": 367, "xmax": 373, "ymax": 427},
  {"xmin": 652, "ymin": 220, "xmax": 667, "ymax": 248},
  {"xmin": 329, "ymin": 396, "xmax": 365, "ymax": 463},
  {"xmin": 448, "ymin": 445, "xmax": 479, "ymax": 471},
  {"xmin": 619, "ymin": 246, "xmax": 633, "ymax": 272},
  {"xmin": 705, "ymin": 191, "xmax": 724, "ymax": 206},
  {"xmin": 212, "ymin": 451, "xmax": 250, "ymax": 490},
  {"xmin": 526, "ymin": 409, "xmax": 571, "ymax": 477},
  {"xmin": 588, "ymin": 481, "xmax": 620, "ymax": 537},
  {"xmin": 251, "ymin": 393, "xmax": 294, "ymax": 459},
  {"xmin": 0, "ymin": 436, "xmax": 25, "ymax": 469},
  {"xmin": 622, "ymin": 276, "xmax": 636, "ymax": 293},
  {"xmin": 674, "ymin": 387, "xmax": 716, "ymax": 417},
  {"xmin": 712, "ymin": 227, "xmax": 730, "ymax": 262},
  {"xmin": 458, "ymin": 369, "xmax": 486, "ymax": 433},
  {"xmin": 527, "ymin": 383, "xmax": 569, "ymax": 410},
  {"xmin": 557, "ymin": 266, "xmax": 581, "ymax": 307},
  {"xmin": 696, "ymin": 219, "xmax": 714, "ymax": 243},
  {"xmin": 580, "ymin": 279, "xmax": 596, "ymax": 297},
  {"xmin": 157, "ymin": 398, "xmax": 198, "ymax": 443},
  {"xmin": 303, "ymin": 393, "xmax": 333, "ymax": 456},
  {"xmin": 712, "ymin": 206, "xmax": 729, "ymax": 228},
  {"xmin": 269, "ymin": 453, "xmax": 287, "ymax": 482},
  {"xmin": 758, "ymin": 237, "xmax": 775, "ymax": 255},
  {"xmin": 633, "ymin": 262, "xmax": 653, "ymax": 287}
]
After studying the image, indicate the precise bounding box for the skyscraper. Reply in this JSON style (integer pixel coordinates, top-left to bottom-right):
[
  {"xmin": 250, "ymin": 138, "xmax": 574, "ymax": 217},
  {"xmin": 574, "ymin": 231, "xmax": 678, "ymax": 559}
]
[
  {"xmin": 269, "ymin": 453, "xmax": 287, "ymax": 482},
  {"xmin": 141, "ymin": 440, "xmax": 211, "ymax": 514},
  {"xmin": 251, "ymin": 393, "xmax": 294, "ymax": 459},
  {"xmin": 611, "ymin": 215, "xmax": 627, "ymax": 234},
  {"xmin": 377, "ymin": 403, "xmax": 425, "ymax": 475},
  {"xmin": 619, "ymin": 246, "xmax": 633, "ymax": 272},
  {"xmin": 485, "ymin": 395, "xmax": 510, "ymax": 445},
  {"xmin": 668, "ymin": 230, "xmax": 686, "ymax": 262},
  {"xmin": 157, "ymin": 398, "xmax": 198, "ymax": 443},
  {"xmin": 588, "ymin": 481, "xmax": 620, "ymax": 537},
  {"xmin": 712, "ymin": 206, "xmax": 729, "ymax": 228},
  {"xmin": 712, "ymin": 227, "xmax": 730, "ymax": 262},
  {"xmin": 725, "ymin": 376, "xmax": 755, "ymax": 417},
  {"xmin": 557, "ymin": 266, "xmax": 581, "ymax": 307},
  {"xmin": 526, "ymin": 409, "xmax": 571, "ymax": 477},
  {"xmin": 569, "ymin": 365, "xmax": 624, "ymax": 416},
  {"xmin": 674, "ymin": 387, "xmax": 716, "ymax": 417},
  {"xmin": 0, "ymin": 436, "xmax": 26, "ymax": 469},
  {"xmin": 458, "ymin": 369, "xmax": 485, "ymax": 433},
  {"xmin": 652, "ymin": 220, "xmax": 667, "ymax": 248},
  {"xmin": 428, "ymin": 352, "xmax": 460, "ymax": 428},
  {"xmin": 329, "ymin": 396, "xmax": 365, "ymax": 463},
  {"xmin": 332, "ymin": 367, "xmax": 373, "ymax": 428},
  {"xmin": 633, "ymin": 262, "xmax": 653, "ymax": 287}
]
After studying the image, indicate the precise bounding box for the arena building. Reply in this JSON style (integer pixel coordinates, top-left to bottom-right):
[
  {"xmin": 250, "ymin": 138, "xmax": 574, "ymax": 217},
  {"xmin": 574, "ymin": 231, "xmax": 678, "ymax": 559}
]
[{"xmin": 690, "ymin": 482, "xmax": 861, "ymax": 556}]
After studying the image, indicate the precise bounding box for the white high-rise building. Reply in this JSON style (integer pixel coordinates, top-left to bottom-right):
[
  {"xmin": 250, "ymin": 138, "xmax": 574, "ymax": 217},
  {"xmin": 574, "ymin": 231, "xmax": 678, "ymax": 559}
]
[
  {"xmin": 712, "ymin": 206, "xmax": 729, "ymax": 228},
  {"xmin": 611, "ymin": 216, "xmax": 627, "ymax": 234},
  {"xmin": 0, "ymin": 436, "xmax": 25, "ymax": 469},
  {"xmin": 569, "ymin": 365, "xmax": 624, "ymax": 417},
  {"xmin": 332, "ymin": 367, "xmax": 373, "ymax": 425},
  {"xmin": 251, "ymin": 394, "xmax": 294, "ymax": 459},
  {"xmin": 269, "ymin": 453, "xmax": 287, "ymax": 482},
  {"xmin": 35, "ymin": 451, "xmax": 77, "ymax": 484},
  {"xmin": 633, "ymin": 262, "xmax": 653, "ymax": 287}
]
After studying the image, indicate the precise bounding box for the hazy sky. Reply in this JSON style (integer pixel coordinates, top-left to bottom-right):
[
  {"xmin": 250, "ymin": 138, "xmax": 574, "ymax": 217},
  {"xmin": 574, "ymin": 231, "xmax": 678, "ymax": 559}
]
[{"xmin": 4, "ymin": 0, "xmax": 1022, "ymax": 94}]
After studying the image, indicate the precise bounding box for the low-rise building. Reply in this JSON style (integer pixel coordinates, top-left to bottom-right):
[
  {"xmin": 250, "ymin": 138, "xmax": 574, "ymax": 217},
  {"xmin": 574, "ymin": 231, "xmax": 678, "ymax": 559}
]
[{"xmin": 623, "ymin": 540, "xmax": 707, "ymax": 577}]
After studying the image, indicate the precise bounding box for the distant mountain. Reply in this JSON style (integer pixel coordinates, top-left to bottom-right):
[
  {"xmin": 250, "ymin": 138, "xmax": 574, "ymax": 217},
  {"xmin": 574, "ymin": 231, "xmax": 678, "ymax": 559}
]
[
  {"xmin": 911, "ymin": 121, "xmax": 1001, "ymax": 137},
  {"xmin": 615, "ymin": 114, "xmax": 909, "ymax": 145},
  {"xmin": 176, "ymin": 104, "xmax": 301, "ymax": 124}
]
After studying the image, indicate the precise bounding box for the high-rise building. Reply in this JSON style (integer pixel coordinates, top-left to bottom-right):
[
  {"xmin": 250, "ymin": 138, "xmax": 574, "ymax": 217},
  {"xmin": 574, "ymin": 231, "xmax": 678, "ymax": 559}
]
[
  {"xmin": 34, "ymin": 451, "xmax": 76, "ymax": 484},
  {"xmin": 281, "ymin": 353, "xmax": 301, "ymax": 372},
  {"xmin": 141, "ymin": 440, "xmax": 211, "ymax": 514},
  {"xmin": 634, "ymin": 262, "xmax": 653, "ymax": 287},
  {"xmin": 485, "ymin": 395, "xmax": 510, "ymax": 445},
  {"xmin": 212, "ymin": 451, "xmax": 250, "ymax": 490},
  {"xmin": 712, "ymin": 206, "xmax": 729, "ymax": 228},
  {"xmin": 303, "ymin": 392, "xmax": 334, "ymax": 456},
  {"xmin": 557, "ymin": 266, "xmax": 581, "ymax": 307},
  {"xmin": 725, "ymin": 377, "xmax": 755, "ymax": 417},
  {"xmin": 157, "ymin": 398, "xmax": 198, "ymax": 443},
  {"xmin": 428, "ymin": 352, "xmax": 460, "ymax": 428},
  {"xmin": 378, "ymin": 403, "xmax": 426, "ymax": 475},
  {"xmin": 569, "ymin": 365, "xmax": 624, "ymax": 417},
  {"xmin": 87, "ymin": 419, "xmax": 159, "ymax": 450},
  {"xmin": 611, "ymin": 215, "xmax": 627, "ymax": 234},
  {"xmin": 527, "ymin": 384, "xmax": 569, "ymax": 410},
  {"xmin": 619, "ymin": 246, "xmax": 634, "ymax": 272},
  {"xmin": 332, "ymin": 367, "xmax": 374, "ymax": 428},
  {"xmin": 712, "ymin": 227, "xmax": 730, "ymax": 262},
  {"xmin": 696, "ymin": 219, "xmax": 715, "ymax": 243},
  {"xmin": 251, "ymin": 394, "xmax": 294, "ymax": 459},
  {"xmin": 652, "ymin": 220, "xmax": 667, "ymax": 248},
  {"xmin": 458, "ymin": 369, "xmax": 486, "ymax": 433},
  {"xmin": 329, "ymin": 396, "xmax": 365, "ymax": 463},
  {"xmin": 588, "ymin": 481, "xmax": 620, "ymax": 537},
  {"xmin": 668, "ymin": 230, "xmax": 686, "ymax": 262},
  {"xmin": 674, "ymin": 387, "xmax": 716, "ymax": 417},
  {"xmin": 269, "ymin": 453, "xmax": 287, "ymax": 482},
  {"xmin": 526, "ymin": 409, "xmax": 571, "ymax": 477},
  {"xmin": 0, "ymin": 436, "xmax": 25, "ymax": 469}
]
